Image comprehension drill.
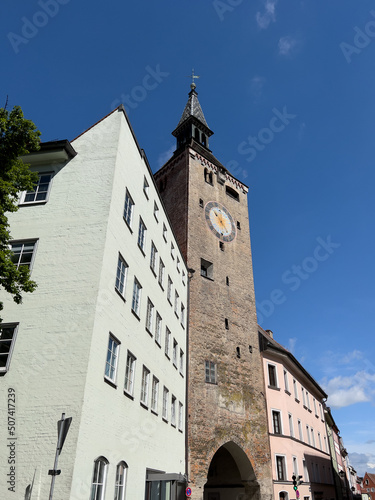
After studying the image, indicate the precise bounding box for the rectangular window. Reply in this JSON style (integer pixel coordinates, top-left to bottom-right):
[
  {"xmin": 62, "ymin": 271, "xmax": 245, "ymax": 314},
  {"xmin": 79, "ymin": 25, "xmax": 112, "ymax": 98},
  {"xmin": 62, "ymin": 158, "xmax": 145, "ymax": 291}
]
[
  {"xmin": 155, "ymin": 312, "xmax": 162, "ymax": 345},
  {"xmin": 151, "ymin": 376, "xmax": 159, "ymax": 413},
  {"xmin": 178, "ymin": 402, "xmax": 183, "ymax": 432},
  {"xmin": 162, "ymin": 386, "xmax": 169, "ymax": 420},
  {"xmin": 284, "ymin": 369, "xmax": 290, "ymax": 393},
  {"xmin": 201, "ymin": 258, "xmax": 213, "ymax": 279},
  {"xmin": 143, "ymin": 176, "xmax": 149, "ymax": 198},
  {"xmin": 174, "ymin": 291, "xmax": 179, "ymax": 317},
  {"xmin": 171, "ymin": 395, "xmax": 176, "ymax": 427},
  {"xmin": 123, "ymin": 189, "xmax": 134, "ymax": 227},
  {"xmin": 154, "ymin": 202, "xmax": 159, "ymax": 221},
  {"xmin": 311, "ymin": 428, "xmax": 315, "ymax": 447},
  {"xmin": 0, "ymin": 323, "xmax": 18, "ymax": 373},
  {"xmin": 272, "ymin": 410, "xmax": 282, "ymax": 435},
  {"xmin": 115, "ymin": 254, "xmax": 128, "ymax": 297},
  {"xmin": 318, "ymin": 432, "xmax": 322, "ymax": 450},
  {"xmin": 131, "ymin": 278, "xmax": 142, "ymax": 317},
  {"xmin": 171, "ymin": 242, "xmax": 175, "ymax": 260},
  {"xmin": 324, "ymin": 436, "xmax": 328, "ymax": 452},
  {"xmin": 179, "ymin": 349, "xmax": 184, "ymax": 376},
  {"xmin": 276, "ymin": 456, "xmax": 286, "ymax": 481},
  {"xmin": 293, "ymin": 379, "xmax": 299, "ymax": 400},
  {"xmin": 145, "ymin": 298, "xmax": 154, "ymax": 333},
  {"xmin": 163, "ymin": 223, "xmax": 167, "ymax": 241},
  {"xmin": 306, "ymin": 391, "xmax": 310, "ymax": 410},
  {"xmin": 182, "ymin": 270, "xmax": 186, "ymax": 286},
  {"xmin": 150, "ymin": 242, "xmax": 157, "ymax": 274},
  {"xmin": 298, "ymin": 419, "xmax": 303, "ymax": 441},
  {"xmin": 158, "ymin": 258, "xmax": 165, "ymax": 288},
  {"xmin": 167, "ymin": 276, "xmax": 173, "ymax": 304},
  {"xmin": 20, "ymin": 173, "xmax": 52, "ymax": 204},
  {"xmin": 180, "ymin": 303, "xmax": 185, "ymax": 328},
  {"xmin": 104, "ymin": 334, "xmax": 119, "ymax": 382},
  {"xmin": 319, "ymin": 403, "xmax": 324, "ymax": 420},
  {"xmin": 303, "ymin": 460, "xmax": 309, "ymax": 482},
  {"xmin": 293, "ymin": 456, "xmax": 298, "ymax": 475},
  {"xmin": 268, "ymin": 364, "xmax": 277, "ymax": 388},
  {"xmin": 205, "ymin": 360, "xmax": 217, "ymax": 384},
  {"xmin": 302, "ymin": 387, "xmax": 306, "ymax": 406},
  {"xmin": 176, "ymin": 257, "xmax": 180, "ymax": 273},
  {"xmin": 124, "ymin": 351, "xmax": 136, "ymax": 395},
  {"xmin": 313, "ymin": 397, "xmax": 318, "ymax": 416},
  {"xmin": 165, "ymin": 327, "xmax": 171, "ymax": 358},
  {"xmin": 10, "ymin": 240, "xmax": 37, "ymax": 270},
  {"xmin": 288, "ymin": 413, "xmax": 294, "ymax": 437},
  {"xmin": 306, "ymin": 425, "xmax": 311, "ymax": 445},
  {"xmin": 138, "ymin": 218, "xmax": 146, "ymax": 252},
  {"xmin": 140, "ymin": 366, "xmax": 150, "ymax": 406},
  {"xmin": 173, "ymin": 339, "xmax": 178, "ymax": 367}
]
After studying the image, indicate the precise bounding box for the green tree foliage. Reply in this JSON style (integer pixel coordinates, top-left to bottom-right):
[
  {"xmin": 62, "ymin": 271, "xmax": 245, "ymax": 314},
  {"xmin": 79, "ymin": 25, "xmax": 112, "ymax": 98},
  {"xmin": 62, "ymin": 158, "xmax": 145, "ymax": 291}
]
[{"xmin": 0, "ymin": 105, "xmax": 41, "ymax": 318}]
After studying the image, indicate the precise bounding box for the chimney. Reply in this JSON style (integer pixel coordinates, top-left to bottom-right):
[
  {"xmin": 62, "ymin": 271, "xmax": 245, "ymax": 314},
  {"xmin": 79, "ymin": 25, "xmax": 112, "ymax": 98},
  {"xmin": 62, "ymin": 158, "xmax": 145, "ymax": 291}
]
[{"xmin": 265, "ymin": 329, "xmax": 274, "ymax": 339}]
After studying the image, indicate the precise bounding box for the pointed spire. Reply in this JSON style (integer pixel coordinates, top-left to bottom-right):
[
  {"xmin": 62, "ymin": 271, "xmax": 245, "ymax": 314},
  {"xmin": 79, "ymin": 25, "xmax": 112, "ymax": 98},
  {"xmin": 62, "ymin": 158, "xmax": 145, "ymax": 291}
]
[{"xmin": 172, "ymin": 77, "xmax": 213, "ymax": 151}]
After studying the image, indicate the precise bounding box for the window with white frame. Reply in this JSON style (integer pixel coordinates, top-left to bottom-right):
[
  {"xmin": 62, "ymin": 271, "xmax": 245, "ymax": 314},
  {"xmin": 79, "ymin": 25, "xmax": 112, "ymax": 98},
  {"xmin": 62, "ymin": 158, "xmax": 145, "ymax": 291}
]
[
  {"xmin": 158, "ymin": 258, "xmax": 165, "ymax": 288},
  {"xmin": 276, "ymin": 455, "xmax": 286, "ymax": 481},
  {"xmin": 284, "ymin": 369, "xmax": 290, "ymax": 393},
  {"xmin": 182, "ymin": 270, "xmax": 186, "ymax": 286},
  {"xmin": 145, "ymin": 298, "xmax": 154, "ymax": 333},
  {"xmin": 171, "ymin": 395, "xmax": 176, "ymax": 427},
  {"xmin": 163, "ymin": 223, "xmax": 167, "ymax": 241},
  {"xmin": 143, "ymin": 176, "xmax": 149, "ymax": 198},
  {"xmin": 140, "ymin": 366, "xmax": 150, "ymax": 406},
  {"xmin": 319, "ymin": 403, "xmax": 324, "ymax": 420},
  {"xmin": 205, "ymin": 360, "xmax": 217, "ymax": 384},
  {"xmin": 293, "ymin": 379, "xmax": 299, "ymax": 400},
  {"xmin": 151, "ymin": 376, "xmax": 159, "ymax": 413},
  {"xmin": 318, "ymin": 432, "xmax": 322, "ymax": 450},
  {"xmin": 10, "ymin": 240, "xmax": 37, "ymax": 270},
  {"xmin": 115, "ymin": 254, "xmax": 128, "ymax": 298},
  {"xmin": 20, "ymin": 173, "xmax": 52, "ymax": 204},
  {"xmin": 124, "ymin": 351, "xmax": 136, "ymax": 395},
  {"xmin": 167, "ymin": 276, "xmax": 173, "ymax": 304},
  {"xmin": 324, "ymin": 436, "xmax": 328, "ymax": 452},
  {"xmin": 302, "ymin": 387, "xmax": 306, "ymax": 406},
  {"xmin": 114, "ymin": 461, "xmax": 127, "ymax": 500},
  {"xmin": 293, "ymin": 456, "xmax": 298, "ymax": 475},
  {"xmin": 171, "ymin": 242, "xmax": 175, "ymax": 260},
  {"xmin": 298, "ymin": 419, "xmax": 303, "ymax": 441},
  {"xmin": 178, "ymin": 402, "xmax": 183, "ymax": 431},
  {"xmin": 313, "ymin": 397, "xmax": 318, "ymax": 416},
  {"xmin": 150, "ymin": 242, "xmax": 157, "ymax": 274},
  {"xmin": 174, "ymin": 291, "xmax": 179, "ymax": 317},
  {"xmin": 90, "ymin": 456, "xmax": 109, "ymax": 500},
  {"xmin": 306, "ymin": 425, "xmax": 311, "ymax": 445},
  {"xmin": 131, "ymin": 278, "xmax": 142, "ymax": 317},
  {"xmin": 176, "ymin": 257, "xmax": 180, "ymax": 273},
  {"xmin": 306, "ymin": 391, "xmax": 310, "ymax": 410},
  {"xmin": 180, "ymin": 303, "xmax": 185, "ymax": 328},
  {"xmin": 153, "ymin": 202, "xmax": 159, "ymax": 221},
  {"xmin": 162, "ymin": 386, "xmax": 169, "ymax": 420},
  {"xmin": 123, "ymin": 189, "xmax": 134, "ymax": 227},
  {"xmin": 179, "ymin": 349, "xmax": 184, "ymax": 376},
  {"xmin": 0, "ymin": 323, "xmax": 18, "ymax": 373},
  {"xmin": 104, "ymin": 334, "xmax": 120, "ymax": 383},
  {"xmin": 303, "ymin": 460, "xmax": 309, "ymax": 481},
  {"xmin": 165, "ymin": 327, "xmax": 171, "ymax": 358},
  {"xmin": 288, "ymin": 413, "xmax": 294, "ymax": 437},
  {"xmin": 268, "ymin": 364, "xmax": 278, "ymax": 388},
  {"xmin": 172, "ymin": 338, "xmax": 178, "ymax": 367},
  {"xmin": 311, "ymin": 428, "xmax": 315, "ymax": 447},
  {"xmin": 155, "ymin": 312, "xmax": 162, "ymax": 346},
  {"xmin": 138, "ymin": 218, "xmax": 146, "ymax": 252},
  {"xmin": 272, "ymin": 410, "xmax": 282, "ymax": 435}
]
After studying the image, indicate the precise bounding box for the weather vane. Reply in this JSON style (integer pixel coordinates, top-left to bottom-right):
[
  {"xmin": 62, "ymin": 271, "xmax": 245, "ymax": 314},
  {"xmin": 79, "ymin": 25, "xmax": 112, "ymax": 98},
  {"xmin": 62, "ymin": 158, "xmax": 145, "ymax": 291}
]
[{"xmin": 186, "ymin": 68, "xmax": 200, "ymax": 89}]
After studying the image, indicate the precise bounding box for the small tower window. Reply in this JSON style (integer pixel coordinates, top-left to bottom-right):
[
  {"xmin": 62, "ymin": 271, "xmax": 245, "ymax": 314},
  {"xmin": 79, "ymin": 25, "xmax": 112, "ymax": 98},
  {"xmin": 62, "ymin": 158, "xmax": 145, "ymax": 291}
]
[
  {"xmin": 226, "ymin": 185, "xmax": 239, "ymax": 201},
  {"xmin": 202, "ymin": 134, "xmax": 207, "ymax": 147},
  {"xmin": 236, "ymin": 347, "xmax": 241, "ymax": 358},
  {"xmin": 199, "ymin": 198, "xmax": 204, "ymax": 208},
  {"xmin": 194, "ymin": 128, "xmax": 200, "ymax": 142},
  {"xmin": 225, "ymin": 318, "xmax": 229, "ymax": 330},
  {"xmin": 201, "ymin": 259, "xmax": 213, "ymax": 279},
  {"xmin": 204, "ymin": 168, "xmax": 213, "ymax": 185},
  {"xmin": 219, "ymin": 241, "xmax": 224, "ymax": 251},
  {"xmin": 237, "ymin": 221, "xmax": 241, "ymax": 230},
  {"xmin": 226, "ymin": 276, "xmax": 229, "ymax": 286}
]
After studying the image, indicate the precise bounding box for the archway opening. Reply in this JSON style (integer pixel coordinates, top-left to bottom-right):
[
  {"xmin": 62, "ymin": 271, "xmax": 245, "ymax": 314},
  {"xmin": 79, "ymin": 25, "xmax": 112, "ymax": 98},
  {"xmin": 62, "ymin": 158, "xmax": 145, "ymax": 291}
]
[{"xmin": 204, "ymin": 442, "xmax": 259, "ymax": 500}]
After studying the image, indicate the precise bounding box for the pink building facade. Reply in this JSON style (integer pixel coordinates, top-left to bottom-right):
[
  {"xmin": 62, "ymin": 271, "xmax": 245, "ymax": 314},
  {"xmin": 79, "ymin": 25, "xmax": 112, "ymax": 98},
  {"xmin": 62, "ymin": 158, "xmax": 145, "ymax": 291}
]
[{"xmin": 259, "ymin": 328, "xmax": 336, "ymax": 500}]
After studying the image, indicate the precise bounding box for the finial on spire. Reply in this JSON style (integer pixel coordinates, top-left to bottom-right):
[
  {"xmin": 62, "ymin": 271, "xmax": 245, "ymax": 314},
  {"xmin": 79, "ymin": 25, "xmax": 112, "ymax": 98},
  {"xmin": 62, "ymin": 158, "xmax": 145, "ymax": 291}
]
[{"xmin": 187, "ymin": 68, "xmax": 200, "ymax": 90}]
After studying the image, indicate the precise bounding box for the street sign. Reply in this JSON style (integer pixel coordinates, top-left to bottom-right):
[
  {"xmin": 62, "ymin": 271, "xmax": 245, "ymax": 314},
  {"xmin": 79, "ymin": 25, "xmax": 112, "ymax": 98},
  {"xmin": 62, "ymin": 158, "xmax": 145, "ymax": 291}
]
[
  {"xmin": 186, "ymin": 487, "xmax": 192, "ymax": 497},
  {"xmin": 296, "ymin": 490, "xmax": 300, "ymax": 498}
]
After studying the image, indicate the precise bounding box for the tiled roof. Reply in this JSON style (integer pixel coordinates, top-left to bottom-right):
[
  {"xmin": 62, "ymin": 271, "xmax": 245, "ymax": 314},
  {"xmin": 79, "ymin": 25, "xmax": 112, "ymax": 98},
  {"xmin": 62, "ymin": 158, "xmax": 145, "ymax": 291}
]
[{"xmin": 176, "ymin": 87, "xmax": 210, "ymax": 129}]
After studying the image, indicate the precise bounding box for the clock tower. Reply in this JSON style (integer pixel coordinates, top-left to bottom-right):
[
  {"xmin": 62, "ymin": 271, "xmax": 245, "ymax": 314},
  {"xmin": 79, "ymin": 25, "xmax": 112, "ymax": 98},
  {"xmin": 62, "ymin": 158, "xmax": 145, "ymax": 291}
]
[{"xmin": 154, "ymin": 83, "xmax": 273, "ymax": 500}]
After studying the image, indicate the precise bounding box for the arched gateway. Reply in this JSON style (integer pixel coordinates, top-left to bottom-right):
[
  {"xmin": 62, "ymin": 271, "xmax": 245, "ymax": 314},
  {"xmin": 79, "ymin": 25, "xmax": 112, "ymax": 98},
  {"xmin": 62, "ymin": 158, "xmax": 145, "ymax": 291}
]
[{"xmin": 204, "ymin": 442, "xmax": 260, "ymax": 500}]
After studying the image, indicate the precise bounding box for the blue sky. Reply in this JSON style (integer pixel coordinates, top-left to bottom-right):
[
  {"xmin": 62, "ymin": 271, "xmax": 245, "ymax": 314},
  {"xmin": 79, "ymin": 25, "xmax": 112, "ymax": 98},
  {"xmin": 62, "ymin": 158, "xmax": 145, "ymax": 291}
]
[{"xmin": 2, "ymin": 0, "xmax": 375, "ymax": 477}]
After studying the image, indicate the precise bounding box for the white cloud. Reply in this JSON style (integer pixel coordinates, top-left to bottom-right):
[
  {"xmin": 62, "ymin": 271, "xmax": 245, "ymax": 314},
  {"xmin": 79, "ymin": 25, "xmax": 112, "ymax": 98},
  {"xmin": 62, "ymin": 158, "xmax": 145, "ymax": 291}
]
[
  {"xmin": 322, "ymin": 371, "xmax": 375, "ymax": 409},
  {"xmin": 278, "ymin": 36, "xmax": 298, "ymax": 56},
  {"xmin": 349, "ymin": 452, "xmax": 375, "ymax": 476},
  {"xmin": 256, "ymin": 0, "xmax": 277, "ymax": 29},
  {"xmin": 157, "ymin": 145, "xmax": 175, "ymax": 167}
]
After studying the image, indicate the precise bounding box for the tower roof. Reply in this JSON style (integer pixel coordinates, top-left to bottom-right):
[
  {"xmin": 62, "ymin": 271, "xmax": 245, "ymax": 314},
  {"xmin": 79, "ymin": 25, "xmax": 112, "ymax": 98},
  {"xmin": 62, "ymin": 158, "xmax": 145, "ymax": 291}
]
[{"xmin": 172, "ymin": 83, "xmax": 213, "ymax": 138}]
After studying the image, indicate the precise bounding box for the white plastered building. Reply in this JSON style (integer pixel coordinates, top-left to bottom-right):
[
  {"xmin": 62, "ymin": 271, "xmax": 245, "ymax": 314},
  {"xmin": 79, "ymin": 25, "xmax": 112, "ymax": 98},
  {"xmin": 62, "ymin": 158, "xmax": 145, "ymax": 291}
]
[{"xmin": 0, "ymin": 106, "xmax": 188, "ymax": 500}]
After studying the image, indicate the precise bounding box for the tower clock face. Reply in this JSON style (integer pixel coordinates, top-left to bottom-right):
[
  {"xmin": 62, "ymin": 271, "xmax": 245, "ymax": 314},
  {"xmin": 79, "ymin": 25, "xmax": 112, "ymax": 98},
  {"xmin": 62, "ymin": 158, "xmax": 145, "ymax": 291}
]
[{"xmin": 204, "ymin": 201, "xmax": 236, "ymax": 242}]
